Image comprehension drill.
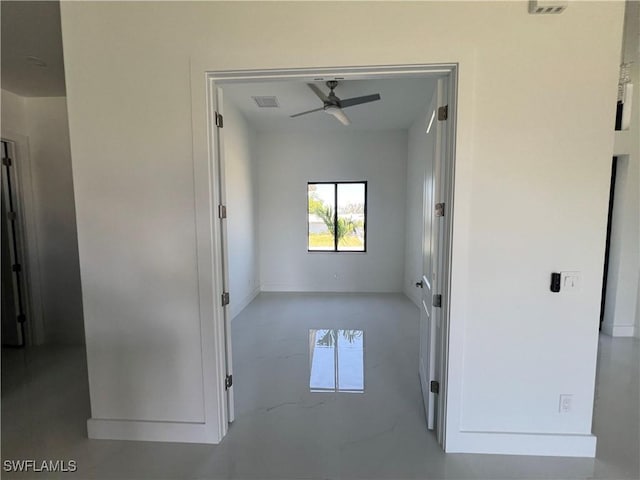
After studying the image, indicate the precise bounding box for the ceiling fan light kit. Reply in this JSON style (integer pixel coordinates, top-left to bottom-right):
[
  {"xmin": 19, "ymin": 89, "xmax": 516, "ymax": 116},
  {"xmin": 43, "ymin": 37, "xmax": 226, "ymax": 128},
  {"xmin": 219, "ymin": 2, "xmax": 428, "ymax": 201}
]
[
  {"xmin": 290, "ymin": 80, "xmax": 381, "ymax": 125},
  {"xmin": 324, "ymin": 105, "xmax": 351, "ymax": 125}
]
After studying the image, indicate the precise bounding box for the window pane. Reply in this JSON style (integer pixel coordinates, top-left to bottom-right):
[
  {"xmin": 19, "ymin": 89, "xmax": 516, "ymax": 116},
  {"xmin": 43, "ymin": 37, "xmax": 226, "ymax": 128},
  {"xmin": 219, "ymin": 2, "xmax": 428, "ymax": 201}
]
[
  {"xmin": 337, "ymin": 183, "xmax": 366, "ymax": 251},
  {"xmin": 308, "ymin": 183, "xmax": 336, "ymax": 251}
]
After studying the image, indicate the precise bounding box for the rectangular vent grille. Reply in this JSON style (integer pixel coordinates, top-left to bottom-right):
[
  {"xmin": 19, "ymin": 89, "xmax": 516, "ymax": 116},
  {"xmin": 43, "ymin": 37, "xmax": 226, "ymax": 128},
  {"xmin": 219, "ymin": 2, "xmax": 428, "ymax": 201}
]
[
  {"xmin": 252, "ymin": 96, "xmax": 279, "ymax": 108},
  {"xmin": 534, "ymin": 6, "xmax": 565, "ymax": 13},
  {"xmin": 528, "ymin": 1, "xmax": 567, "ymax": 14}
]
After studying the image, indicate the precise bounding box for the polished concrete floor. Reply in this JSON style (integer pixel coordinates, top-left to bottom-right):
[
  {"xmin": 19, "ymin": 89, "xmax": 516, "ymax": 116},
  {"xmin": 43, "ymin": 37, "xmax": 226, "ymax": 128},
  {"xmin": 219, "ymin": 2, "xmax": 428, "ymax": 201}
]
[{"xmin": 2, "ymin": 293, "xmax": 639, "ymax": 479}]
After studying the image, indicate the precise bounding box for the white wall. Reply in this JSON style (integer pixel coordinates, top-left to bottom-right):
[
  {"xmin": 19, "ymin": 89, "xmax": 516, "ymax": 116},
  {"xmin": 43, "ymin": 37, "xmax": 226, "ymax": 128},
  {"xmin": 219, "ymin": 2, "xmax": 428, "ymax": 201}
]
[
  {"xmin": 24, "ymin": 97, "xmax": 84, "ymax": 344},
  {"xmin": 222, "ymin": 97, "xmax": 260, "ymax": 319},
  {"xmin": 404, "ymin": 99, "xmax": 436, "ymax": 307},
  {"xmin": 59, "ymin": 1, "xmax": 624, "ymax": 454},
  {"xmin": 607, "ymin": 0, "xmax": 640, "ymax": 338},
  {"xmin": 257, "ymin": 130, "xmax": 407, "ymax": 293},
  {"xmin": 2, "ymin": 89, "xmax": 27, "ymax": 133},
  {"xmin": 1, "ymin": 89, "xmax": 84, "ymax": 345}
]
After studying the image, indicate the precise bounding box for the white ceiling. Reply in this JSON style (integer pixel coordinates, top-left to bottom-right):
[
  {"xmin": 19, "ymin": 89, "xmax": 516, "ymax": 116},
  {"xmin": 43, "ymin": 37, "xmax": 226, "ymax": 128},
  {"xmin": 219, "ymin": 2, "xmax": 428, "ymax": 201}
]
[
  {"xmin": 1, "ymin": 1, "xmax": 66, "ymax": 97},
  {"xmin": 222, "ymin": 78, "xmax": 438, "ymax": 132}
]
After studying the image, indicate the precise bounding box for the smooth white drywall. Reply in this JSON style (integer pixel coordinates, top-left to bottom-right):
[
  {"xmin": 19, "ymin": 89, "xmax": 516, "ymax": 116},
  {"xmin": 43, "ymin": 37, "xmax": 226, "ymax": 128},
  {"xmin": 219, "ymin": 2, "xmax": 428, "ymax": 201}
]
[
  {"xmin": 23, "ymin": 96, "xmax": 84, "ymax": 345},
  {"xmin": 404, "ymin": 100, "xmax": 436, "ymax": 307},
  {"xmin": 222, "ymin": 97, "xmax": 260, "ymax": 319},
  {"xmin": 59, "ymin": 1, "xmax": 624, "ymax": 453},
  {"xmin": 2, "ymin": 89, "xmax": 27, "ymax": 133},
  {"xmin": 609, "ymin": 0, "xmax": 640, "ymax": 339},
  {"xmin": 256, "ymin": 131, "xmax": 407, "ymax": 292},
  {"xmin": 1, "ymin": 90, "xmax": 84, "ymax": 345}
]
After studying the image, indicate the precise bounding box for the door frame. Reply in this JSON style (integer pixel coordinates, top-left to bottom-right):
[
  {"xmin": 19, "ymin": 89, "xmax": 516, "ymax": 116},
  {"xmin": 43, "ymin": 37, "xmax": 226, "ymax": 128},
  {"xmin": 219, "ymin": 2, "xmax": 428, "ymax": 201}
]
[
  {"xmin": 0, "ymin": 133, "xmax": 45, "ymax": 346},
  {"xmin": 197, "ymin": 64, "xmax": 458, "ymax": 444},
  {"xmin": 599, "ymin": 157, "xmax": 617, "ymax": 327}
]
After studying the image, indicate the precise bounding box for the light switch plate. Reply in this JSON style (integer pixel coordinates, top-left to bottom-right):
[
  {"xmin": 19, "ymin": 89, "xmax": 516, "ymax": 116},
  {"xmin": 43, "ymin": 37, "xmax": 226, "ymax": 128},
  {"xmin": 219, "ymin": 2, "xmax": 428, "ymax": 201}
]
[{"xmin": 560, "ymin": 271, "xmax": 581, "ymax": 292}]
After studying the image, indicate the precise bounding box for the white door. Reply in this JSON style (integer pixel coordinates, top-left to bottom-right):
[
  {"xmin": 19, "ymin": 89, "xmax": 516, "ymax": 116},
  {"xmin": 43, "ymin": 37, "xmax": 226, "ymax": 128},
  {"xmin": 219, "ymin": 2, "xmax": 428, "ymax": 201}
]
[
  {"xmin": 418, "ymin": 78, "xmax": 449, "ymax": 438},
  {"xmin": 418, "ymin": 89, "xmax": 437, "ymax": 430},
  {"xmin": 214, "ymin": 88, "xmax": 235, "ymax": 423}
]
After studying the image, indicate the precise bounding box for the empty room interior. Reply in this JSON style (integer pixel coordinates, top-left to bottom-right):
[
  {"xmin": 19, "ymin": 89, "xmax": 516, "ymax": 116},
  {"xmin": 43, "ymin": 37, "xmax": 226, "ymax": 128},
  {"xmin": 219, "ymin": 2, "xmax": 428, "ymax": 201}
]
[
  {"xmin": 1, "ymin": 1, "xmax": 639, "ymax": 479},
  {"xmin": 218, "ymin": 74, "xmax": 452, "ymax": 460}
]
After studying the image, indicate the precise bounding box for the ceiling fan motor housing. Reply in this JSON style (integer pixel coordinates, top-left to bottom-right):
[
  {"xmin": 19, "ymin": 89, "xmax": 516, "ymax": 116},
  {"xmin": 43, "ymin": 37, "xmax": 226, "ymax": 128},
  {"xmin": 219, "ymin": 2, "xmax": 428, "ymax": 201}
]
[
  {"xmin": 326, "ymin": 81, "xmax": 340, "ymax": 106},
  {"xmin": 326, "ymin": 80, "xmax": 339, "ymax": 90}
]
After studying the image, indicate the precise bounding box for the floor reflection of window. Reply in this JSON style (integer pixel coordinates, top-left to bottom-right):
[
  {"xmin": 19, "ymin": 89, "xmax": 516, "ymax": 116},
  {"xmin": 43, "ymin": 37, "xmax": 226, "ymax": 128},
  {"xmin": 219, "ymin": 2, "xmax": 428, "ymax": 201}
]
[{"xmin": 309, "ymin": 329, "xmax": 364, "ymax": 393}]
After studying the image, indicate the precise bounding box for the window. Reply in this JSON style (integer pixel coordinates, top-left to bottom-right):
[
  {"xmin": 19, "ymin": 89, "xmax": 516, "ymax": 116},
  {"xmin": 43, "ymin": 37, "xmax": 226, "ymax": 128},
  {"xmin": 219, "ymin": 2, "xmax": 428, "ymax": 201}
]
[{"xmin": 307, "ymin": 182, "xmax": 367, "ymax": 252}]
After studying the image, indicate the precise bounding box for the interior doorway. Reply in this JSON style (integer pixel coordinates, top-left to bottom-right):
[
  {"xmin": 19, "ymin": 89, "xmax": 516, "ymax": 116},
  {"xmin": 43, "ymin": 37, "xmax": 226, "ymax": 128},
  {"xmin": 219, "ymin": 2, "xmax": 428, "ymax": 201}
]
[{"xmin": 205, "ymin": 65, "xmax": 458, "ymax": 447}]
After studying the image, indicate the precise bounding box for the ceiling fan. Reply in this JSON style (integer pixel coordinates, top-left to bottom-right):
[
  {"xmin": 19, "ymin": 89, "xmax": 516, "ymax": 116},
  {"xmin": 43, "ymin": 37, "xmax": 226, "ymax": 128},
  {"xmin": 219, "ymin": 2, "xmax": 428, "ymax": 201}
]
[{"xmin": 290, "ymin": 81, "xmax": 381, "ymax": 125}]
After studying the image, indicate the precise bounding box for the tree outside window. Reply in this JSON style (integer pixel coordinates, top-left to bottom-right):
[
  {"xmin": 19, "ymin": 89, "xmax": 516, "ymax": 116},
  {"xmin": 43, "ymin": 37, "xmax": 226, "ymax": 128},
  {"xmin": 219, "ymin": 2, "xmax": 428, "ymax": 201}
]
[{"xmin": 307, "ymin": 182, "xmax": 366, "ymax": 252}]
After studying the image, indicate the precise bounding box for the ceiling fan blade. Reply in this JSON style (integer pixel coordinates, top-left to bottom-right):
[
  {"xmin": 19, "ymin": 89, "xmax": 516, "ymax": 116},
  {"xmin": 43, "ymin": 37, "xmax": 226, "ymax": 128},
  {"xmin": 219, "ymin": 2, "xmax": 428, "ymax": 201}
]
[
  {"xmin": 307, "ymin": 83, "xmax": 329, "ymax": 102},
  {"xmin": 339, "ymin": 93, "xmax": 381, "ymax": 109},
  {"xmin": 290, "ymin": 107, "xmax": 325, "ymax": 118},
  {"xmin": 326, "ymin": 107, "xmax": 351, "ymax": 126}
]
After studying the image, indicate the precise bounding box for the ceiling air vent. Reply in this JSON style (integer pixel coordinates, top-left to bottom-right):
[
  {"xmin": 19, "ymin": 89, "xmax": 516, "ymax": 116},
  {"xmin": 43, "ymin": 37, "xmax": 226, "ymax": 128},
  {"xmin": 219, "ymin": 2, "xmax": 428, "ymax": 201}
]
[
  {"xmin": 252, "ymin": 96, "xmax": 279, "ymax": 108},
  {"xmin": 528, "ymin": 0, "xmax": 567, "ymax": 14}
]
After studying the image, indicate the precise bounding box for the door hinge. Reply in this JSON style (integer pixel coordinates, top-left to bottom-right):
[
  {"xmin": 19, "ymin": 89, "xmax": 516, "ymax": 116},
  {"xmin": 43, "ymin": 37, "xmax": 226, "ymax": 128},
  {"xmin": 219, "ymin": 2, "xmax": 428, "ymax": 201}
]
[
  {"xmin": 2, "ymin": 157, "xmax": 12, "ymax": 167},
  {"xmin": 221, "ymin": 291, "xmax": 230, "ymax": 306},
  {"xmin": 218, "ymin": 204, "xmax": 227, "ymax": 219},
  {"xmin": 12, "ymin": 264, "xmax": 21, "ymax": 273},
  {"xmin": 432, "ymin": 294, "xmax": 442, "ymax": 308},
  {"xmin": 225, "ymin": 374, "xmax": 233, "ymax": 390},
  {"xmin": 17, "ymin": 313, "xmax": 26, "ymax": 324},
  {"xmin": 435, "ymin": 202, "xmax": 445, "ymax": 217},
  {"xmin": 430, "ymin": 380, "xmax": 440, "ymax": 394},
  {"xmin": 215, "ymin": 112, "xmax": 224, "ymax": 128},
  {"xmin": 437, "ymin": 105, "xmax": 448, "ymax": 121},
  {"xmin": 7, "ymin": 211, "xmax": 17, "ymax": 221}
]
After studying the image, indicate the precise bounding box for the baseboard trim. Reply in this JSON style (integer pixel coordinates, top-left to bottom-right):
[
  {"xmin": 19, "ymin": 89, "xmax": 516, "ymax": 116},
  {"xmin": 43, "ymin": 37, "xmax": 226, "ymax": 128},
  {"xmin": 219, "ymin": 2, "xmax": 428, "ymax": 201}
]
[
  {"xmin": 601, "ymin": 323, "xmax": 636, "ymax": 337},
  {"xmin": 87, "ymin": 418, "xmax": 219, "ymax": 444},
  {"xmin": 447, "ymin": 430, "xmax": 597, "ymax": 457},
  {"xmin": 230, "ymin": 286, "xmax": 260, "ymax": 320}
]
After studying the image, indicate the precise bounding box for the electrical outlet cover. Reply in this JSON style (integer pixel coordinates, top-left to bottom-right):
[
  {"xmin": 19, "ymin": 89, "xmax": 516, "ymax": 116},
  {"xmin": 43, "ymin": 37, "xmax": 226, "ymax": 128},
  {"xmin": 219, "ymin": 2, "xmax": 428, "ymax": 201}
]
[{"xmin": 559, "ymin": 394, "xmax": 573, "ymax": 413}]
